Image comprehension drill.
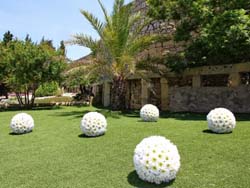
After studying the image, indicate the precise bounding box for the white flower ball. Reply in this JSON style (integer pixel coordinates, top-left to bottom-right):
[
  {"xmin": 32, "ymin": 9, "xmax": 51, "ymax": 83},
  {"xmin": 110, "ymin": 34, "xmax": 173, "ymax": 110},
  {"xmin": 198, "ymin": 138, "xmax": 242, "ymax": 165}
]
[
  {"xmin": 140, "ymin": 104, "xmax": 159, "ymax": 122},
  {"xmin": 133, "ymin": 136, "xmax": 181, "ymax": 184},
  {"xmin": 10, "ymin": 113, "xmax": 34, "ymax": 134},
  {"xmin": 80, "ymin": 112, "xmax": 107, "ymax": 137},
  {"xmin": 207, "ymin": 108, "xmax": 236, "ymax": 133}
]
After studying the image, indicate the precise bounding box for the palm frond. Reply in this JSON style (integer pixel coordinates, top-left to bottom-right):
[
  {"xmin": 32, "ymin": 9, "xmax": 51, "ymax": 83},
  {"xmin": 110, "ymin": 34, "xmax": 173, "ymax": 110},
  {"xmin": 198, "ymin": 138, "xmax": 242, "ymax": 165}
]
[
  {"xmin": 80, "ymin": 10, "xmax": 104, "ymax": 39},
  {"xmin": 119, "ymin": 54, "xmax": 136, "ymax": 77},
  {"xmin": 69, "ymin": 34, "xmax": 99, "ymax": 54},
  {"xmin": 97, "ymin": 0, "xmax": 112, "ymax": 29},
  {"xmin": 108, "ymin": 3, "xmax": 131, "ymax": 59},
  {"xmin": 112, "ymin": 0, "xmax": 124, "ymax": 17},
  {"xmin": 88, "ymin": 57, "xmax": 113, "ymax": 81}
]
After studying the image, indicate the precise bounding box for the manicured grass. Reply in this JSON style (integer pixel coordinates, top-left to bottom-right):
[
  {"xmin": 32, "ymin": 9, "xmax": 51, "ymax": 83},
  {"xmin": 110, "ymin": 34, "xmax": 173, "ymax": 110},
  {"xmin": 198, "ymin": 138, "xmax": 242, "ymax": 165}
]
[{"xmin": 0, "ymin": 106, "xmax": 250, "ymax": 188}]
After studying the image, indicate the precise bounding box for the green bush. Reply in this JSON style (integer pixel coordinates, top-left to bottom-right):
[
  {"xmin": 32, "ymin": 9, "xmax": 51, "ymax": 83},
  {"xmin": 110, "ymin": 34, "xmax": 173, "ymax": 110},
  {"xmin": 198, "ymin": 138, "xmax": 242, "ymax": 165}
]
[{"xmin": 36, "ymin": 82, "xmax": 60, "ymax": 97}]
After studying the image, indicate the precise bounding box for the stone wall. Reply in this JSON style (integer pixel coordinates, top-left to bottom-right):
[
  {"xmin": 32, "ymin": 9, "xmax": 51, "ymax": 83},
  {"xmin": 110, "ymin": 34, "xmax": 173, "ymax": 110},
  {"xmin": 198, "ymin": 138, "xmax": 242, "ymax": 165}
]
[
  {"xmin": 169, "ymin": 86, "xmax": 250, "ymax": 113},
  {"xmin": 92, "ymin": 85, "xmax": 103, "ymax": 105},
  {"xmin": 101, "ymin": 62, "xmax": 250, "ymax": 112},
  {"xmin": 126, "ymin": 79, "xmax": 142, "ymax": 109},
  {"xmin": 132, "ymin": 0, "xmax": 183, "ymax": 60},
  {"xmin": 148, "ymin": 78, "xmax": 161, "ymax": 108}
]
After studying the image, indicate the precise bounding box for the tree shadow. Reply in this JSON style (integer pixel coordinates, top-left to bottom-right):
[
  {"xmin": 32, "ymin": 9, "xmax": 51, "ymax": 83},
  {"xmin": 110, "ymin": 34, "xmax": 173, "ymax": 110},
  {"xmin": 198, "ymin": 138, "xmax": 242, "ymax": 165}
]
[
  {"xmin": 121, "ymin": 110, "xmax": 140, "ymax": 118},
  {"xmin": 51, "ymin": 108, "xmax": 122, "ymax": 119},
  {"xmin": 202, "ymin": 129, "xmax": 232, "ymax": 134},
  {"xmin": 96, "ymin": 109, "xmax": 121, "ymax": 119},
  {"xmin": 160, "ymin": 111, "xmax": 250, "ymax": 122},
  {"xmin": 51, "ymin": 110, "xmax": 90, "ymax": 119},
  {"xmin": 137, "ymin": 120, "xmax": 158, "ymax": 123},
  {"xmin": 234, "ymin": 114, "xmax": 250, "ymax": 121},
  {"xmin": 127, "ymin": 171, "xmax": 175, "ymax": 188},
  {"xmin": 160, "ymin": 112, "xmax": 206, "ymax": 121},
  {"xmin": 78, "ymin": 133, "xmax": 105, "ymax": 138},
  {"xmin": 0, "ymin": 105, "xmax": 61, "ymax": 112}
]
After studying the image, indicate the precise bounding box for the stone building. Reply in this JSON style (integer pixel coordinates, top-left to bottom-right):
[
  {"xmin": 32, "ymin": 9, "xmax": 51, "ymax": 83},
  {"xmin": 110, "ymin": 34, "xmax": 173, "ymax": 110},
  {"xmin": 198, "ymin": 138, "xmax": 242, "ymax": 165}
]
[
  {"xmin": 101, "ymin": 62, "xmax": 250, "ymax": 113},
  {"xmin": 101, "ymin": 0, "xmax": 250, "ymax": 113},
  {"xmin": 73, "ymin": 0, "xmax": 250, "ymax": 113}
]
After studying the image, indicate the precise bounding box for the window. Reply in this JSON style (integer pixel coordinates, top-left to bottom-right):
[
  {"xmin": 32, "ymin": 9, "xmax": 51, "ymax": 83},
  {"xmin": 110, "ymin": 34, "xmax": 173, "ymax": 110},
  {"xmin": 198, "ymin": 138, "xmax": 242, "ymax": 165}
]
[
  {"xmin": 240, "ymin": 72, "xmax": 250, "ymax": 85},
  {"xmin": 168, "ymin": 76, "xmax": 192, "ymax": 87},
  {"xmin": 201, "ymin": 74, "xmax": 229, "ymax": 87}
]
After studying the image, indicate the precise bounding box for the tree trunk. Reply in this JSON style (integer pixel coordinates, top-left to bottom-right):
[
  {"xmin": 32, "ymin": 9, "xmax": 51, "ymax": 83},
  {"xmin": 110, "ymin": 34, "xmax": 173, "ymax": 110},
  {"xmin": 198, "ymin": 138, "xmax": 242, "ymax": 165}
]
[
  {"xmin": 30, "ymin": 92, "xmax": 36, "ymax": 107},
  {"xmin": 16, "ymin": 92, "xmax": 23, "ymax": 106},
  {"xmin": 16, "ymin": 89, "xmax": 36, "ymax": 109},
  {"xmin": 110, "ymin": 76, "xmax": 127, "ymax": 110},
  {"xmin": 24, "ymin": 92, "xmax": 27, "ymax": 105},
  {"xmin": 79, "ymin": 85, "xmax": 84, "ymax": 95}
]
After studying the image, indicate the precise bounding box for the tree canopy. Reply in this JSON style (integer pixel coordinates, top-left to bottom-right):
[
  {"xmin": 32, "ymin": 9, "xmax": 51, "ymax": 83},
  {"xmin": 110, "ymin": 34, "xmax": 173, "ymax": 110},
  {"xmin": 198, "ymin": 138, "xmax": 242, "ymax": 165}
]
[
  {"xmin": 147, "ymin": 0, "xmax": 250, "ymax": 68},
  {"xmin": 0, "ymin": 33, "xmax": 66, "ymax": 107}
]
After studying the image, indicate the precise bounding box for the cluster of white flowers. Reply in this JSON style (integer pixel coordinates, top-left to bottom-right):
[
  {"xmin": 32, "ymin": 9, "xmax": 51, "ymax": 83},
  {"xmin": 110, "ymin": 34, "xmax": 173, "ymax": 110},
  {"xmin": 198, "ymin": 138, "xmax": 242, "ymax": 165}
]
[
  {"xmin": 10, "ymin": 113, "xmax": 34, "ymax": 134},
  {"xmin": 133, "ymin": 136, "xmax": 180, "ymax": 184},
  {"xmin": 80, "ymin": 112, "xmax": 107, "ymax": 136},
  {"xmin": 207, "ymin": 108, "xmax": 236, "ymax": 133},
  {"xmin": 140, "ymin": 104, "xmax": 159, "ymax": 122}
]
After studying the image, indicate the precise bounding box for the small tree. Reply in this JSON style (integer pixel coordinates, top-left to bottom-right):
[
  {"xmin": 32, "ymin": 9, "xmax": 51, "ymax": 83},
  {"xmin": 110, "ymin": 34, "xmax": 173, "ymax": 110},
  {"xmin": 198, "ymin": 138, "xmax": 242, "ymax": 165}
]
[{"xmin": 4, "ymin": 37, "xmax": 66, "ymax": 107}]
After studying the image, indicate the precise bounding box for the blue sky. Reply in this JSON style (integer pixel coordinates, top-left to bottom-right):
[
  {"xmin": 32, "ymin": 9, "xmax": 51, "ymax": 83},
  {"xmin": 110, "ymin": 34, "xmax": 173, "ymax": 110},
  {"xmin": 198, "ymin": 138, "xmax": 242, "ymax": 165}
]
[{"xmin": 0, "ymin": 0, "xmax": 133, "ymax": 60}]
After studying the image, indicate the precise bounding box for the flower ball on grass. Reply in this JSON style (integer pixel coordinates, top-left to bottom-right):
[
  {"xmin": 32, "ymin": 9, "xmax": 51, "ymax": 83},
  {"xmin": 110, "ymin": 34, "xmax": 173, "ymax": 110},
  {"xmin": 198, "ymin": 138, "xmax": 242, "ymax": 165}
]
[
  {"xmin": 10, "ymin": 113, "xmax": 34, "ymax": 134},
  {"xmin": 207, "ymin": 108, "xmax": 236, "ymax": 133},
  {"xmin": 80, "ymin": 112, "xmax": 107, "ymax": 137},
  {"xmin": 134, "ymin": 136, "xmax": 180, "ymax": 184},
  {"xmin": 140, "ymin": 104, "xmax": 159, "ymax": 122}
]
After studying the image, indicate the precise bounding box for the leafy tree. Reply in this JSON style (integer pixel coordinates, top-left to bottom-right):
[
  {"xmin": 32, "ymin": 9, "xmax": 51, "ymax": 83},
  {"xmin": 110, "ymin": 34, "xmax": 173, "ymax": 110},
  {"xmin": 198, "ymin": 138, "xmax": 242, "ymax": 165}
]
[
  {"xmin": 70, "ymin": 0, "xmax": 160, "ymax": 110},
  {"xmin": 0, "ymin": 31, "xmax": 14, "ymax": 98},
  {"xmin": 3, "ymin": 31, "xmax": 13, "ymax": 46},
  {"xmin": 3, "ymin": 37, "xmax": 66, "ymax": 107},
  {"xmin": 59, "ymin": 40, "xmax": 66, "ymax": 56},
  {"xmin": 36, "ymin": 81, "xmax": 60, "ymax": 97},
  {"xmin": 25, "ymin": 34, "xmax": 32, "ymax": 43},
  {"xmin": 147, "ymin": 0, "xmax": 250, "ymax": 68},
  {"xmin": 0, "ymin": 39, "xmax": 11, "ymax": 98},
  {"xmin": 64, "ymin": 65, "xmax": 97, "ymax": 100},
  {"xmin": 40, "ymin": 37, "xmax": 55, "ymax": 50}
]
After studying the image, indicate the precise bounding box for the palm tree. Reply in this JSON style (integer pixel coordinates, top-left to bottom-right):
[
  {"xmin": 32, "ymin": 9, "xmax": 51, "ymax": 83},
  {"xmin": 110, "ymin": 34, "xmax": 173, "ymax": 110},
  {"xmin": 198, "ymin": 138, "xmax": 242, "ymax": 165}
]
[{"xmin": 70, "ymin": 0, "xmax": 159, "ymax": 110}]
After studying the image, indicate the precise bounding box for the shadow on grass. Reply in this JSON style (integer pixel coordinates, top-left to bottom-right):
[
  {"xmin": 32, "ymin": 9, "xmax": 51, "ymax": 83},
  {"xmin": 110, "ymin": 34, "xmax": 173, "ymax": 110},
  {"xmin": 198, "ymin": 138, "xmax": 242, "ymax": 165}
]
[
  {"xmin": 9, "ymin": 130, "xmax": 33, "ymax": 136},
  {"xmin": 160, "ymin": 112, "xmax": 206, "ymax": 121},
  {"xmin": 51, "ymin": 108, "xmax": 123, "ymax": 119},
  {"xmin": 235, "ymin": 114, "xmax": 250, "ymax": 121},
  {"xmin": 78, "ymin": 133, "xmax": 105, "ymax": 138},
  {"xmin": 0, "ymin": 105, "xmax": 61, "ymax": 112},
  {"xmin": 127, "ymin": 171, "xmax": 174, "ymax": 188},
  {"xmin": 137, "ymin": 120, "xmax": 159, "ymax": 123},
  {"xmin": 160, "ymin": 111, "xmax": 250, "ymax": 122},
  {"xmin": 52, "ymin": 110, "xmax": 91, "ymax": 119},
  {"xmin": 202, "ymin": 129, "xmax": 232, "ymax": 135},
  {"xmin": 121, "ymin": 110, "xmax": 140, "ymax": 118}
]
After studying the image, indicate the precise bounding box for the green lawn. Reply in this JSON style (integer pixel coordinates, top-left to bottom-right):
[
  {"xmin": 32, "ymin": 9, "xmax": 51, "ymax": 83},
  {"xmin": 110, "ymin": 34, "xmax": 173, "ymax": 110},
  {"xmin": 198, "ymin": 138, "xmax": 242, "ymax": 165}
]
[{"xmin": 0, "ymin": 106, "xmax": 250, "ymax": 188}]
